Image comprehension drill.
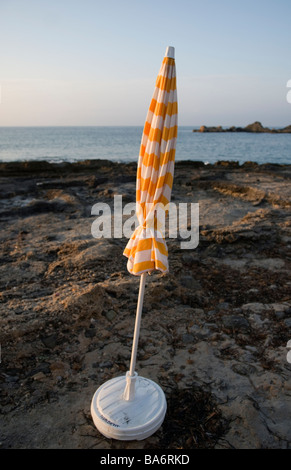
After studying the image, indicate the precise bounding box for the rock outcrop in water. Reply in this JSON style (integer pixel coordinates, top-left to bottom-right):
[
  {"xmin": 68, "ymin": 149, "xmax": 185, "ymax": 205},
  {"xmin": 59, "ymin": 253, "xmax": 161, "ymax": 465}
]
[{"xmin": 193, "ymin": 121, "xmax": 291, "ymax": 133}]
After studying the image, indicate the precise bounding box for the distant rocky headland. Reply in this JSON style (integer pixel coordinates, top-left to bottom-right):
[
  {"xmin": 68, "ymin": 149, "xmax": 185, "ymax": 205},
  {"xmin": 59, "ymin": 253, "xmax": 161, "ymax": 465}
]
[{"xmin": 193, "ymin": 121, "xmax": 291, "ymax": 133}]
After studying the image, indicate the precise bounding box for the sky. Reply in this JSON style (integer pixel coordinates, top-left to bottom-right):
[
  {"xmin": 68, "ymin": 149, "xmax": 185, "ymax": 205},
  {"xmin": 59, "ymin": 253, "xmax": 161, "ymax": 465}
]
[{"xmin": 0, "ymin": 0, "xmax": 291, "ymax": 127}]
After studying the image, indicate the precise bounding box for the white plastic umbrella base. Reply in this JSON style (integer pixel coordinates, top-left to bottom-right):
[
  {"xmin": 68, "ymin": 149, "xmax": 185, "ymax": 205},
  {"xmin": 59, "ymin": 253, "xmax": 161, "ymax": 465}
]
[{"xmin": 91, "ymin": 375, "xmax": 167, "ymax": 440}]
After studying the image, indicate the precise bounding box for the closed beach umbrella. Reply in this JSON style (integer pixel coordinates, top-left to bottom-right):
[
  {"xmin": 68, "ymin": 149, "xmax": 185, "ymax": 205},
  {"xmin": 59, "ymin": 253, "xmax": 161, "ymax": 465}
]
[
  {"xmin": 91, "ymin": 46, "xmax": 178, "ymax": 441},
  {"xmin": 124, "ymin": 46, "xmax": 178, "ymax": 275}
]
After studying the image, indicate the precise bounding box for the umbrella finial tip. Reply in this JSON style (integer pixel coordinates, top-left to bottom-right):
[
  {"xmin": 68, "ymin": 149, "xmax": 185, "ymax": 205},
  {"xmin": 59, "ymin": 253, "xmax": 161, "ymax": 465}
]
[{"xmin": 165, "ymin": 46, "xmax": 175, "ymax": 59}]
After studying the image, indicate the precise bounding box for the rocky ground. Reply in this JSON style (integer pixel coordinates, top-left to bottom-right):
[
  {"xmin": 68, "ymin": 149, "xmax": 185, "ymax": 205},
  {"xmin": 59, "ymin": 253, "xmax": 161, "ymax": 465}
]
[{"xmin": 0, "ymin": 159, "xmax": 290, "ymax": 449}]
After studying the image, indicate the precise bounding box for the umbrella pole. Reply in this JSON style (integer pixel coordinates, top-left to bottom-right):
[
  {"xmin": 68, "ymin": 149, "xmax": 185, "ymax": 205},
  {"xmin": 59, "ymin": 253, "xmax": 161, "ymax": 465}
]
[{"xmin": 123, "ymin": 272, "xmax": 147, "ymax": 401}]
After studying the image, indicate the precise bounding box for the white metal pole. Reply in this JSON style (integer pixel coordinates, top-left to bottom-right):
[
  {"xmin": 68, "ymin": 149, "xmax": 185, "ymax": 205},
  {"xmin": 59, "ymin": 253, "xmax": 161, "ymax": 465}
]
[{"xmin": 129, "ymin": 272, "xmax": 147, "ymax": 376}]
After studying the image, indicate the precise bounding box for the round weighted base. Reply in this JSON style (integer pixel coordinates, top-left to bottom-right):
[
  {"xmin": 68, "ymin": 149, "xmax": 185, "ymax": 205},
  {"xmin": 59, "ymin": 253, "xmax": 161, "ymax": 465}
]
[{"xmin": 91, "ymin": 375, "xmax": 166, "ymax": 441}]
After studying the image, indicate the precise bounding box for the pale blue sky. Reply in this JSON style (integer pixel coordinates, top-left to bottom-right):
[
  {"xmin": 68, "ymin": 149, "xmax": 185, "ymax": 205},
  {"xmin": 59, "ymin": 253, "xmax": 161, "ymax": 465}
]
[{"xmin": 1, "ymin": 0, "xmax": 291, "ymax": 126}]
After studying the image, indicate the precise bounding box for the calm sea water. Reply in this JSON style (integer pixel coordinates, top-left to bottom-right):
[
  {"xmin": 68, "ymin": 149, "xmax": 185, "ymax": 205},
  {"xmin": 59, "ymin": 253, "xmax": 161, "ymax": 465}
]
[{"xmin": 0, "ymin": 126, "xmax": 290, "ymax": 165}]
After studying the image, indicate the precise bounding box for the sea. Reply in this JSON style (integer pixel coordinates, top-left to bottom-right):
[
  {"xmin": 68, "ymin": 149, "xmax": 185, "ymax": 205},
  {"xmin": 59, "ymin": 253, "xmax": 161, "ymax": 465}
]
[{"xmin": 0, "ymin": 126, "xmax": 290, "ymax": 165}]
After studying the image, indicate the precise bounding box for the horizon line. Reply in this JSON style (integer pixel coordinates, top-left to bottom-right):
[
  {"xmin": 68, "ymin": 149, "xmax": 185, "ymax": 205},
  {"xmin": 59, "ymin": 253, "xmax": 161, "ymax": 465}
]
[{"xmin": 0, "ymin": 123, "xmax": 290, "ymax": 129}]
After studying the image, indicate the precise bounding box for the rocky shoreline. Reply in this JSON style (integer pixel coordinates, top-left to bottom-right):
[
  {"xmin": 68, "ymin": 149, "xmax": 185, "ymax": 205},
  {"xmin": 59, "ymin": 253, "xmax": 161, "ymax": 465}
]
[
  {"xmin": 193, "ymin": 121, "xmax": 291, "ymax": 133},
  {"xmin": 0, "ymin": 159, "xmax": 290, "ymax": 449}
]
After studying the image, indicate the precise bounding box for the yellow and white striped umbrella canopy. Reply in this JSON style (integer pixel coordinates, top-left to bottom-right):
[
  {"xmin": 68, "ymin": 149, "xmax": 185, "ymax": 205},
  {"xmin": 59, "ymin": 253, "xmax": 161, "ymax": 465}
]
[{"xmin": 124, "ymin": 46, "xmax": 178, "ymax": 276}]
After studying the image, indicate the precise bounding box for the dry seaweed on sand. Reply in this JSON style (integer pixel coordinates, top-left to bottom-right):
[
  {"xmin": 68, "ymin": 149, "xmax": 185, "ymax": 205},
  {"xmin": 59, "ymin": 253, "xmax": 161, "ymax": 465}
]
[{"xmin": 151, "ymin": 386, "xmax": 230, "ymax": 449}]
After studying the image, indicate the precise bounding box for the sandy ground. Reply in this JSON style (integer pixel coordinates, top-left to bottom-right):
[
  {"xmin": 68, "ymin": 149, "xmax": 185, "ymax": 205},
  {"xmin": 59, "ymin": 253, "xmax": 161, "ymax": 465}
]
[{"xmin": 0, "ymin": 159, "xmax": 290, "ymax": 449}]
